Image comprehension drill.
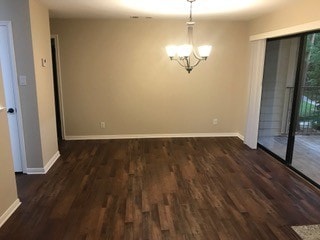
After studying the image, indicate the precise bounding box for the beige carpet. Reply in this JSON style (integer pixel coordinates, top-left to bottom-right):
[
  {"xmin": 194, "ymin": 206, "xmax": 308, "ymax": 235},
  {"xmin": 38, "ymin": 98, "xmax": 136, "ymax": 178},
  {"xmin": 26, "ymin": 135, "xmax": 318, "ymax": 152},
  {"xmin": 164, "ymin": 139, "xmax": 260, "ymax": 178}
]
[{"xmin": 291, "ymin": 225, "xmax": 320, "ymax": 240}]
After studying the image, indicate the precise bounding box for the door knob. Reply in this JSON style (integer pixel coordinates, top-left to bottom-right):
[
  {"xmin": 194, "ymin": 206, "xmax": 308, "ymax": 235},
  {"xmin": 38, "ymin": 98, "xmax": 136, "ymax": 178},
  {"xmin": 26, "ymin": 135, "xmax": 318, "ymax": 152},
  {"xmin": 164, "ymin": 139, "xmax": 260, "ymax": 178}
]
[{"xmin": 7, "ymin": 108, "xmax": 15, "ymax": 114}]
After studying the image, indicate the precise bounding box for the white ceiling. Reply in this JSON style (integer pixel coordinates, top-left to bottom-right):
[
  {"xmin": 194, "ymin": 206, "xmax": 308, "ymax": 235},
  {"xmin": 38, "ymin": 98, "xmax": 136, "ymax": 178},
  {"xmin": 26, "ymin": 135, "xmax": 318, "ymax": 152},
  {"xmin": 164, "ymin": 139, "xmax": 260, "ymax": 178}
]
[{"xmin": 40, "ymin": 0, "xmax": 298, "ymax": 20}]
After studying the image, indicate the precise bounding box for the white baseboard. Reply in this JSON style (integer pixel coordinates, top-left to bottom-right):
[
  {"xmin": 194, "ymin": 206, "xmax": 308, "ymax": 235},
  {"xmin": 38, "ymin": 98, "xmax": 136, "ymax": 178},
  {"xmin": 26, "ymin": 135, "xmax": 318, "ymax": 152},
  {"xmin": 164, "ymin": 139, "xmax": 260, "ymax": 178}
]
[
  {"xmin": 65, "ymin": 133, "xmax": 244, "ymax": 141},
  {"xmin": 237, "ymin": 133, "xmax": 244, "ymax": 141},
  {"xmin": 25, "ymin": 167, "xmax": 46, "ymax": 174},
  {"xmin": 0, "ymin": 199, "xmax": 21, "ymax": 228},
  {"xmin": 44, "ymin": 151, "xmax": 60, "ymax": 173},
  {"xmin": 26, "ymin": 151, "xmax": 60, "ymax": 175}
]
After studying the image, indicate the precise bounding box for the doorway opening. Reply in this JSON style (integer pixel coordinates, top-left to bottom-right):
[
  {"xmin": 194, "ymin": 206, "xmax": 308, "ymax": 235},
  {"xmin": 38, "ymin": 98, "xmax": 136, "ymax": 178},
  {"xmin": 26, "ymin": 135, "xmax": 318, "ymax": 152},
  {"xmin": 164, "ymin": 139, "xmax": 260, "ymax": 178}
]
[{"xmin": 51, "ymin": 36, "xmax": 64, "ymax": 142}]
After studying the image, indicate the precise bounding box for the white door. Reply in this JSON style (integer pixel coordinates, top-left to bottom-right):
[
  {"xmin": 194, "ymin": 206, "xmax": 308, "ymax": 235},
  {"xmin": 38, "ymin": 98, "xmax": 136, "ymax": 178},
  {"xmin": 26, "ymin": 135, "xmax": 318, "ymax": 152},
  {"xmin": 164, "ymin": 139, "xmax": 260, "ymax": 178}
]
[{"xmin": 0, "ymin": 23, "xmax": 24, "ymax": 172}]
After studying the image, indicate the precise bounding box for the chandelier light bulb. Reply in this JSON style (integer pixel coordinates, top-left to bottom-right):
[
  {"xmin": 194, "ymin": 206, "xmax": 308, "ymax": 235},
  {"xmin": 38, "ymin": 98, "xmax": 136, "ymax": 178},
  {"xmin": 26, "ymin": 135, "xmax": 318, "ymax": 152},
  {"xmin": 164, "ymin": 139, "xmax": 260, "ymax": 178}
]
[
  {"xmin": 198, "ymin": 45, "xmax": 212, "ymax": 58},
  {"xmin": 166, "ymin": 45, "xmax": 177, "ymax": 57},
  {"xmin": 177, "ymin": 44, "xmax": 193, "ymax": 57}
]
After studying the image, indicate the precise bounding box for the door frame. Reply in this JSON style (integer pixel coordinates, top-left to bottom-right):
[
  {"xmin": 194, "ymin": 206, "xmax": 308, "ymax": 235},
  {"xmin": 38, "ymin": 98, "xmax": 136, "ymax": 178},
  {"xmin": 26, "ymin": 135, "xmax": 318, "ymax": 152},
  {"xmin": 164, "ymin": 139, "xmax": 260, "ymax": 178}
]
[
  {"xmin": 249, "ymin": 31, "xmax": 320, "ymax": 188},
  {"xmin": 285, "ymin": 35, "xmax": 307, "ymax": 164},
  {"xmin": 51, "ymin": 35, "xmax": 66, "ymax": 140},
  {"xmin": 245, "ymin": 20, "xmax": 320, "ymax": 149},
  {"xmin": 0, "ymin": 21, "xmax": 27, "ymax": 172}
]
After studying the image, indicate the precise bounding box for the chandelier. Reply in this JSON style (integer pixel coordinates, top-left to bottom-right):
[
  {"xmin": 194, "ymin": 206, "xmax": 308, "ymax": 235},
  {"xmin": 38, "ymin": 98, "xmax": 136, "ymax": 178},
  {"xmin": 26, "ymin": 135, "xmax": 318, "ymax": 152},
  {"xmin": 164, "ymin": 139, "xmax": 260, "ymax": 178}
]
[{"xmin": 165, "ymin": 0, "xmax": 212, "ymax": 73}]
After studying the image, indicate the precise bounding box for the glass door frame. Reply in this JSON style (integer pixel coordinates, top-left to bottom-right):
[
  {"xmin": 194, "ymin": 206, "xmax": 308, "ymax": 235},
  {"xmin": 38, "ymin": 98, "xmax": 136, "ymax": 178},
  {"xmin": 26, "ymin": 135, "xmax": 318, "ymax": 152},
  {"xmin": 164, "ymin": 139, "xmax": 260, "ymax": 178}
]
[
  {"xmin": 258, "ymin": 30, "xmax": 320, "ymax": 188},
  {"xmin": 285, "ymin": 35, "xmax": 306, "ymax": 165}
]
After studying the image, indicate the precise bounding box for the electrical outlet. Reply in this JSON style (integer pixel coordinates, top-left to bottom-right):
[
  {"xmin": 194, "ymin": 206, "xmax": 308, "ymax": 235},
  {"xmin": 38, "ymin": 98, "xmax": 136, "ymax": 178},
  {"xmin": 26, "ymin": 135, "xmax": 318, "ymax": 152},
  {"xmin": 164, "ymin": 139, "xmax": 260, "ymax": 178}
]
[
  {"xmin": 213, "ymin": 118, "xmax": 218, "ymax": 125},
  {"xmin": 100, "ymin": 122, "xmax": 106, "ymax": 129}
]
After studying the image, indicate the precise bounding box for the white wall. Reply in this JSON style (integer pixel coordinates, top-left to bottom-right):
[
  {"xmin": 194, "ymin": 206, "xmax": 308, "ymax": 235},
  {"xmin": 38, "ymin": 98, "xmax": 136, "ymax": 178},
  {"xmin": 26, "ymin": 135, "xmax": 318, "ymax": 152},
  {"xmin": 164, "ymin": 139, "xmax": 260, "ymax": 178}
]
[{"xmin": 250, "ymin": 0, "xmax": 320, "ymax": 36}]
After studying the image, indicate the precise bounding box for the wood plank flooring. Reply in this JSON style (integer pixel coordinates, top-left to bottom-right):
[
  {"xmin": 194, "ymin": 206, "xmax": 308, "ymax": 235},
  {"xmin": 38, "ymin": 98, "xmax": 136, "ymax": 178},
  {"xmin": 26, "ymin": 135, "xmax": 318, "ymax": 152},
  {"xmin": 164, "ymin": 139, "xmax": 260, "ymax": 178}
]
[
  {"xmin": 1, "ymin": 137, "xmax": 320, "ymax": 239},
  {"xmin": 258, "ymin": 135, "xmax": 320, "ymax": 184}
]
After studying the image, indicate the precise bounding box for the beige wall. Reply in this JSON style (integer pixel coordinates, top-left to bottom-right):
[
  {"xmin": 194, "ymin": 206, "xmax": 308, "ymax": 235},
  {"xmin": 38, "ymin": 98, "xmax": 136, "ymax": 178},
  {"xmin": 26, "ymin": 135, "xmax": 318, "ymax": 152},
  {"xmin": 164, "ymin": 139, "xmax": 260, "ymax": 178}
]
[
  {"xmin": 250, "ymin": 0, "xmax": 320, "ymax": 36},
  {"xmin": 29, "ymin": 0, "xmax": 58, "ymax": 166},
  {"xmin": 50, "ymin": 19, "xmax": 249, "ymax": 137},
  {"xmin": 0, "ymin": 0, "xmax": 58, "ymax": 169},
  {"xmin": 0, "ymin": 62, "xmax": 18, "ymax": 220},
  {"xmin": 0, "ymin": 0, "xmax": 43, "ymax": 168}
]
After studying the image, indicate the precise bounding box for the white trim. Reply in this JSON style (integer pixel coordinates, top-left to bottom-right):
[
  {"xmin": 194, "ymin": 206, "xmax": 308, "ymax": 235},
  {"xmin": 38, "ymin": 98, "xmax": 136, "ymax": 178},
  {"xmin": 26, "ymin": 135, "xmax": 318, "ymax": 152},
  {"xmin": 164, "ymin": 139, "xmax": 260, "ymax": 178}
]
[
  {"xmin": 44, "ymin": 151, "xmax": 60, "ymax": 173},
  {"xmin": 250, "ymin": 20, "xmax": 320, "ymax": 41},
  {"xmin": 26, "ymin": 167, "xmax": 46, "ymax": 174},
  {"xmin": 237, "ymin": 133, "xmax": 244, "ymax": 141},
  {"xmin": 0, "ymin": 21, "xmax": 27, "ymax": 173},
  {"xmin": 26, "ymin": 151, "xmax": 60, "ymax": 174},
  {"xmin": 65, "ymin": 133, "xmax": 244, "ymax": 140},
  {"xmin": 0, "ymin": 199, "xmax": 21, "ymax": 228},
  {"xmin": 244, "ymin": 40, "xmax": 266, "ymax": 149},
  {"xmin": 50, "ymin": 35, "xmax": 66, "ymax": 140}
]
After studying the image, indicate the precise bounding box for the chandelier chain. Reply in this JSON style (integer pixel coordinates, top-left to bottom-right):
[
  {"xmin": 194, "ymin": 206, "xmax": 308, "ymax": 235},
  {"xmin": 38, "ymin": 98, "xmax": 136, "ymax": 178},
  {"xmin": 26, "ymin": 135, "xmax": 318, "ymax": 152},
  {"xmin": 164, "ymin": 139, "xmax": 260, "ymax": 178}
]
[{"xmin": 189, "ymin": 0, "xmax": 193, "ymax": 22}]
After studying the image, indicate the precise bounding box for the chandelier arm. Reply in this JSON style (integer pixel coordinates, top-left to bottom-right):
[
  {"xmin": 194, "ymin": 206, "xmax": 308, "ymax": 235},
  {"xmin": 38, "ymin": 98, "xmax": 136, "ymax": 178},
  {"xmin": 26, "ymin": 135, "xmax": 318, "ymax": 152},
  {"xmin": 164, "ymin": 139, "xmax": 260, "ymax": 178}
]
[
  {"xmin": 173, "ymin": 58, "xmax": 188, "ymax": 68},
  {"xmin": 192, "ymin": 51, "xmax": 203, "ymax": 60},
  {"xmin": 185, "ymin": 57, "xmax": 193, "ymax": 73},
  {"xmin": 174, "ymin": 58, "xmax": 194, "ymax": 73},
  {"xmin": 185, "ymin": 57, "xmax": 191, "ymax": 69},
  {"xmin": 190, "ymin": 58, "xmax": 202, "ymax": 68}
]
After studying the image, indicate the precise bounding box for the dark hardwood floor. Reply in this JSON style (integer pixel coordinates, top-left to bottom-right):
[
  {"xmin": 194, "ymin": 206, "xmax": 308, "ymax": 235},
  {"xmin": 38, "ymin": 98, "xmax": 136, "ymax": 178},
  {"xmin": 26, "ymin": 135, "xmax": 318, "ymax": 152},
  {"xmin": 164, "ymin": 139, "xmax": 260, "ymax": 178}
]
[
  {"xmin": 258, "ymin": 135, "xmax": 320, "ymax": 184},
  {"xmin": 1, "ymin": 137, "xmax": 320, "ymax": 239}
]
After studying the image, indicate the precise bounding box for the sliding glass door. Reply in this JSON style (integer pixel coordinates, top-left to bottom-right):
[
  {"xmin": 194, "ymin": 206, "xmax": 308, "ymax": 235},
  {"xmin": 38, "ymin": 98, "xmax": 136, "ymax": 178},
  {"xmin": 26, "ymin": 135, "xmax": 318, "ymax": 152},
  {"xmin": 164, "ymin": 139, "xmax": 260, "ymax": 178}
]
[
  {"xmin": 258, "ymin": 36, "xmax": 300, "ymax": 160},
  {"xmin": 292, "ymin": 33, "xmax": 320, "ymax": 184},
  {"xmin": 258, "ymin": 32, "xmax": 320, "ymax": 186}
]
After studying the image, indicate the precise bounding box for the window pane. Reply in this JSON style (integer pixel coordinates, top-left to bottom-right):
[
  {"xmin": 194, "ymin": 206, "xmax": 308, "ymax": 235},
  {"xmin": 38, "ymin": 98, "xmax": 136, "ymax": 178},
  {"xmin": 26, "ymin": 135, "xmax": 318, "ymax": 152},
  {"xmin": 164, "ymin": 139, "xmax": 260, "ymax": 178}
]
[
  {"xmin": 292, "ymin": 33, "xmax": 320, "ymax": 185},
  {"xmin": 258, "ymin": 37, "xmax": 300, "ymax": 160}
]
